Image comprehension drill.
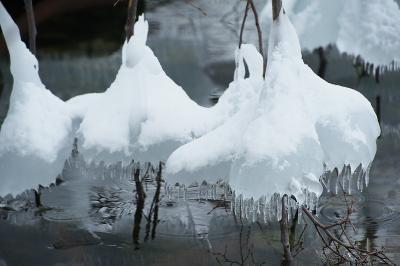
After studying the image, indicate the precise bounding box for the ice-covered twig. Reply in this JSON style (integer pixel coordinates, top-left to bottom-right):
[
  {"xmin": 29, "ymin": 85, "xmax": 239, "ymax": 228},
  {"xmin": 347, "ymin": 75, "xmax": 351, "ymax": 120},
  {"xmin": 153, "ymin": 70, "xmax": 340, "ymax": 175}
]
[{"xmin": 280, "ymin": 194, "xmax": 293, "ymax": 265}]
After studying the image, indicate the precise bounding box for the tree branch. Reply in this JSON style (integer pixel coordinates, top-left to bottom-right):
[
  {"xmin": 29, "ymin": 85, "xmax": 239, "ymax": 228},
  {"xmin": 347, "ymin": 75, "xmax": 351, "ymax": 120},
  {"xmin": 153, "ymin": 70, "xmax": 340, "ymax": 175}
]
[
  {"xmin": 125, "ymin": 0, "xmax": 138, "ymax": 40},
  {"xmin": 272, "ymin": 0, "xmax": 282, "ymax": 21},
  {"xmin": 24, "ymin": 0, "xmax": 37, "ymax": 55}
]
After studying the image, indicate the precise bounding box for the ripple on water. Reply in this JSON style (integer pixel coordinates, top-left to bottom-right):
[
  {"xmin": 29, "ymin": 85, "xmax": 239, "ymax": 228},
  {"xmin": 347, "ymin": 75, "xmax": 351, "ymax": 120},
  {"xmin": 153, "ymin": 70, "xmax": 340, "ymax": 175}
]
[{"xmin": 319, "ymin": 195, "xmax": 400, "ymax": 226}]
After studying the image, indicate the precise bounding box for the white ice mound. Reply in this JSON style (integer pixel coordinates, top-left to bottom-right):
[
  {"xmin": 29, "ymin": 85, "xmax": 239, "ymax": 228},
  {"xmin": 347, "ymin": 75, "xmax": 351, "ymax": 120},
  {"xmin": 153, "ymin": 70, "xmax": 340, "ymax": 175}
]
[
  {"xmin": 261, "ymin": 0, "xmax": 400, "ymax": 66},
  {"xmin": 166, "ymin": 10, "xmax": 381, "ymax": 200},
  {"xmin": 70, "ymin": 16, "xmax": 264, "ymax": 161},
  {"xmin": 166, "ymin": 44, "xmax": 264, "ymax": 176},
  {"xmin": 0, "ymin": 2, "xmax": 72, "ymax": 195},
  {"xmin": 70, "ymin": 16, "xmax": 212, "ymax": 159}
]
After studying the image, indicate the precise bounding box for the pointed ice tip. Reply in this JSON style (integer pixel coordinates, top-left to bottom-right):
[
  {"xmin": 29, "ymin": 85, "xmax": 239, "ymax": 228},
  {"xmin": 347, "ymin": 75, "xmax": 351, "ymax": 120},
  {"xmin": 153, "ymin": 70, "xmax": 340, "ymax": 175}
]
[
  {"xmin": 122, "ymin": 14, "xmax": 149, "ymax": 68},
  {"xmin": 0, "ymin": 0, "xmax": 41, "ymax": 85}
]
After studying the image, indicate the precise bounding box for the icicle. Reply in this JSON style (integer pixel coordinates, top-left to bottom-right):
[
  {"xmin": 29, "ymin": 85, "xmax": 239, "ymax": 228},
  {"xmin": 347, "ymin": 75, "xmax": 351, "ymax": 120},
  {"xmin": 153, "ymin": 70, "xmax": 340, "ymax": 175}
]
[
  {"xmin": 263, "ymin": 196, "xmax": 269, "ymax": 223},
  {"xmin": 197, "ymin": 185, "xmax": 201, "ymax": 200},
  {"xmin": 276, "ymin": 194, "xmax": 282, "ymax": 221},
  {"xmin": 231, "ymin": 191, "xmax": 236, "ymax": 214},
  {"xmin": 239, "ymin": 195, "xmax": 244, "ymax": 220},
  {"xmin": 365, "ymin": 164, "xmax": 371, "ymax": 186},
  {"xmin": 183, "ymin": 185, "xmax": 187, "ymax": 201}
]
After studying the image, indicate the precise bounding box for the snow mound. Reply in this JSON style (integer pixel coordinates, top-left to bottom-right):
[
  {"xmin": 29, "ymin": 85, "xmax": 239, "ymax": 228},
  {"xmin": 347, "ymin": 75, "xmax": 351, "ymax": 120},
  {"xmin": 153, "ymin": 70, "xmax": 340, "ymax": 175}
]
[
  {"xmin": 166, "ymin": 9, "xmax": 380, "ymax": 200},
  {"xmin": 70, "ymin": 16, "xmax": 264, "ymax": 161},
  {"xmin": 0, "ymin": 5, "xmax": 265, "ymax": 195},
  {"xmin": 0, "ymin": 2, "xmax": 72, "ymax": 195},
  {"xmin": 261, "ymin": 0, "xmax": 400, "ymax": 66}
]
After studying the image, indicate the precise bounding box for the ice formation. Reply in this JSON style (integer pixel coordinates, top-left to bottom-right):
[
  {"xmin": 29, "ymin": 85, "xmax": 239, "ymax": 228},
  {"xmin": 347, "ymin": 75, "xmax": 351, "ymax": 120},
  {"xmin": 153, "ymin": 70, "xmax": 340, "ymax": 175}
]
[
  {"xmin": 166, "ymin": 8, "xmax": 381, "ymax": 200},
  {"xmin": 69, "ymin": 16, "xmax": 264, "ymax": 161},
  {"xmin": 260, "ymin": 0, "xmax": 400, "ymax": 66},
  {"xmin": 0, "ymin": 4, "xmax": 264, "ymax": 195},
  {"xmin": 0, "ymin": 2, "xmax": 72, "ymax": 196}
]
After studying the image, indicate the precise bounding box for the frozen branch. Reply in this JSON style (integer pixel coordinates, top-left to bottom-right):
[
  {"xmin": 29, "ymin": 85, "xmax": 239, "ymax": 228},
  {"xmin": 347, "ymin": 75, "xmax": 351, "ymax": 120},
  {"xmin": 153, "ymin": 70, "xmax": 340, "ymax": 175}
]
[{"xmin": 280, "ymin": 194, "xmax": 294, "ymax": 265}]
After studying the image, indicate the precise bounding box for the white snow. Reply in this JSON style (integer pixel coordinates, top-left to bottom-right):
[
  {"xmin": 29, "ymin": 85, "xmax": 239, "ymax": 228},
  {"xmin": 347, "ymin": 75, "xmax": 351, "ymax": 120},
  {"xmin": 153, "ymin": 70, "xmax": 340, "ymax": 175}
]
[
  {"xmin": 69, "ymin": 16, "xmax": 264, "ymax": 161},
  {"xmin": 0, "ymin": 2, "xmax": 382, "ymax": 200},
  {"xmin": 0, "ymin": 3, "xmax": 71, "ymax": 161},
  {"xmin": 261, "ymin": 0, "xmax": 400, "ymax": 66},
  {"xmin": 0, "ymin": 6, "xmax": 264, "ymax": 195},
  {"xmin": 0, "ymin": 2, "xmax": 72, "ymax": 196},
  {"xmin": 166, "ymin": 9, "xmax": 381, "ymax": 200}
]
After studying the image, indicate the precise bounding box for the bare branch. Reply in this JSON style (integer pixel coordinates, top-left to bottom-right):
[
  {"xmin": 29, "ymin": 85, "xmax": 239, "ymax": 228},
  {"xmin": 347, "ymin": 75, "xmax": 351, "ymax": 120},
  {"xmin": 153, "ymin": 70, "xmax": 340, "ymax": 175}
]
[
  {"xmin": 272, "ymin": 0, "xmax": 282, "ymax": 20},
  {"xmin": 239, "ymin": 1, "xmax": 250, "ymax": 49},
  {"xmin": 125, "ymin": 0, "xmax": 138, "ymax": 40},
  {"xmin": 24, "ymin": 0, "xmax": 37, "ymax": 55}
]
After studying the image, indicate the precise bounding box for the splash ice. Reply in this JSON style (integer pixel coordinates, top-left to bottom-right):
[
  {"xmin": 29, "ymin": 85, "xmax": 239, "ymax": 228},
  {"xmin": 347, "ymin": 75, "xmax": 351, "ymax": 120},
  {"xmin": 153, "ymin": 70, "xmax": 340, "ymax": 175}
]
[
  {"xmin": 166, "ymin": 8, "xmax": 380, "ymax": 201},
  {"xmin": 0, "ymin": 2, "xmax": 72, "ymax": 196}
]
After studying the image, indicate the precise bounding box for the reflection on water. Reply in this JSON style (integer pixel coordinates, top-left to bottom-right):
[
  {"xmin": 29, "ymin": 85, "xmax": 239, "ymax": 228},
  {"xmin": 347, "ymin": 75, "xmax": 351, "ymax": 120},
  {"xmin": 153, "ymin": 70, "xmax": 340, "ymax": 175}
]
[{"xmin": 0, "ymin": 124, "xmax": 399, "ymax": 265}]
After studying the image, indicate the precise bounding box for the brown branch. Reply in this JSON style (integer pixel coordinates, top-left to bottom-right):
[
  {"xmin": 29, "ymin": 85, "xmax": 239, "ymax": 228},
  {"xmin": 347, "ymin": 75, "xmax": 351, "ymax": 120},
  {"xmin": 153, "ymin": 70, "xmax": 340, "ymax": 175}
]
[
  {"xmin": 302, "ymin": 207, "xmax": 395, "ymax": 265},
  {"xmin": 24, "ymin": 0, "xmax": 37, "ymax": 55},
  {"xmin": 125, "ymin": 0, "xmax": 138, "ymax": 40},
  {"xmin": 239, "ymin": 1, "xmax": 250, "ymax": 49},
  {"xmin": 132, "ymin": 164, "xmax": 146, "ymax": 249},
  {"xmin": 151, "ymin": 161, "xmax": 162, "ymax": 240},
  {"xmin": 248, "ymin": 0, "xmax": 266, "ymax": 77},
  {"xmin": 272, "ymin": 0, "xmax": 282, "ymax": 21}
]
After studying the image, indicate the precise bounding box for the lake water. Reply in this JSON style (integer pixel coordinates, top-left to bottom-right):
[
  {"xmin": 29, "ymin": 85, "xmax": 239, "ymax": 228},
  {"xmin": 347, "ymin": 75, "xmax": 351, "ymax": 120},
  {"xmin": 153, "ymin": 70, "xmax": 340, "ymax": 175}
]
[{"xmin": 0, "ymin": 0, "xmax": 400, "ymax": 265}]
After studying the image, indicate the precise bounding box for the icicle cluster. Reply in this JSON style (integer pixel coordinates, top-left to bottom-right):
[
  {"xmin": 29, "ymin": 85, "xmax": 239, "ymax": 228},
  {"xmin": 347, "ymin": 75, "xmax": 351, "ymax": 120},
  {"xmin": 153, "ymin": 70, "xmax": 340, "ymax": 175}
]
[{"xmin": 320, "ymin": 164, "xmax": 371, "ymax": 195}]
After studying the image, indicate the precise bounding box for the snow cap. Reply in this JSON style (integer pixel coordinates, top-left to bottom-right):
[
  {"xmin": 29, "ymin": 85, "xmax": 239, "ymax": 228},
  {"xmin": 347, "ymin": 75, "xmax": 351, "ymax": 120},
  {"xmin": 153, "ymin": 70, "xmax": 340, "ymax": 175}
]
[
  {"xmin": 0, "ymin": 2, "xmax": 41, "ymax": 86},
  {"xmin": 268, "ymin": 6, "xmax": 302, "ymax": 63},
  {"xmin": 123, "ymin": 15, "xmax": 149, "ymax": 68}
]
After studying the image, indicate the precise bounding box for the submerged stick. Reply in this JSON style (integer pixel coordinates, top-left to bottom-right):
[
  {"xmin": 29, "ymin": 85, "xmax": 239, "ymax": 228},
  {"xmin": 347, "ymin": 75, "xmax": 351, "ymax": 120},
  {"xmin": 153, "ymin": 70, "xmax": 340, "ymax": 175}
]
[
  {"xmin": 132, "ymin": 164, "xmax": 146, "ymax": 249},
  {"xmin": 151, "ymin": 162, "xmax": 162, "ymax": 240},
  {"xmin": 280, "ymin": 194, "xmax": 293, "ymax": 265}
]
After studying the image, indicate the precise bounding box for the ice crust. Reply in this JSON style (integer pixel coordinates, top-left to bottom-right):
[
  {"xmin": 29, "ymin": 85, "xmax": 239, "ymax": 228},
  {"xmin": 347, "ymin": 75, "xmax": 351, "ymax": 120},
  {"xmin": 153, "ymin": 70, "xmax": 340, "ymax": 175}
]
[
  {"xmin": 0, "ymin": 3, "xmax": 72, "ymax": 195},
  {"xmin": 69, "ymin": 16, "xmax": 263, "ymax": 161},
  {"xmin": 166, "ymin": 10, "xmax": 381, "ymax": 200},
  {"xmin": 261, "ymin": 0, "xmax": 400, "ymax": 66},
  {"xmin": 0, "ymin": 6, "xmax": 263, "ymax": 195}
]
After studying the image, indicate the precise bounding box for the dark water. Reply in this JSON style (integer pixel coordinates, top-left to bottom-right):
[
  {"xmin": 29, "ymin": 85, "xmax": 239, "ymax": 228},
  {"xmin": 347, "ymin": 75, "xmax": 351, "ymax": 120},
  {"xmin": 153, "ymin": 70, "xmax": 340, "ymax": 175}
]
[{"xmin": 0, "ymin": 1, "xmax": 400, "ymax": 265}]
